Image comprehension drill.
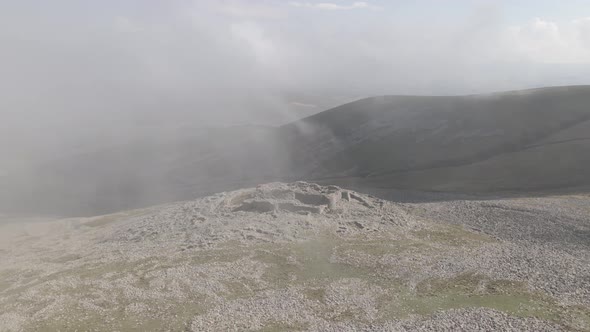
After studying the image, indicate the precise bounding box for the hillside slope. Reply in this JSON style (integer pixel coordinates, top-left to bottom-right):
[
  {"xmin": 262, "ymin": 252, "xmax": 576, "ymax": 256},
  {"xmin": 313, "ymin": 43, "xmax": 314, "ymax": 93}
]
[
  {"xmin": 1, "ymin": 183, "xmax": 589, "ymax": 331},
  {"xmin": 282, "ymin": 86, "xmax": 590, "ymax": 182},
  {"xmin": 2, "ymin": 86, "xmax": 590, "ymax": 216}
]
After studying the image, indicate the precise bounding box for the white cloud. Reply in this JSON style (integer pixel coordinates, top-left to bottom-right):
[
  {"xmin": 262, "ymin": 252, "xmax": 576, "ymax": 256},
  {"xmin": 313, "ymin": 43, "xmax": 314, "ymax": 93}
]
[
  {"xmin": 217, "ymin": 2, "xmax": 285, "ymax": 19},
  {"xmin": 572, "ymin": 17, "xmax": 590, "ymax": 25},
  {"xmin": 573, "ymin": 17, "xmax": 590, "ymax": 46},
  {"xmin": 289, "ymin": 1, "xmax": 377, "ymax": 10},
  {"xmin": 506, "ymin": 17, "xmax": 590, "ymax": 63},
  {"xmin": 3, "ymin": 0, "xmax": 590, "ymax": 161},
  {"xmin": 230, "ymin": 22, "xmax": 278, "ymax": 66},
  {"xmin": 530, "ymin": 18, "xmax": 560, "ymax": 39}
]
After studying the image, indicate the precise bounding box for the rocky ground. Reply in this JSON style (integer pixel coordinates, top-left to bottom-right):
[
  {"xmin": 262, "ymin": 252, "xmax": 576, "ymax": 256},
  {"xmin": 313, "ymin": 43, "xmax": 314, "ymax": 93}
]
[{"xmin": 0, "ymin": 182, "xmax": 589, "ymax": 331}]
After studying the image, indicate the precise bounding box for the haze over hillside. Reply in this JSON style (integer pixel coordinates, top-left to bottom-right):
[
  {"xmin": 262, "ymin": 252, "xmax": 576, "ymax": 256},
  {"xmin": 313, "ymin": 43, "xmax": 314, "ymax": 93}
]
[
  {"xmin": 286, "ymin": 85, "xmax": 590, "ymax": 191},
  {"xmin": 4, "ymin": 2, "xmax": 590, "ymax": 331},
  {"xmin": 2, "ymin": 85, "xmax": 590, "ymax": 217}
]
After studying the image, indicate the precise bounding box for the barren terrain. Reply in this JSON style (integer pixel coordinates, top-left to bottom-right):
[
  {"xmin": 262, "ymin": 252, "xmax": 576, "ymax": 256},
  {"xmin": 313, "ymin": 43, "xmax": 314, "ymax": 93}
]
[{"xmin": 1, "ymin": 183, "xmax": 588, "ymax": 331}]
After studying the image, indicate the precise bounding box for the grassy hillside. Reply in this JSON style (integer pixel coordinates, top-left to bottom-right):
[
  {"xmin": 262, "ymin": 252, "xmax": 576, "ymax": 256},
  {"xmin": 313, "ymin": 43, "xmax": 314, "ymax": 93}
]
[
  {"xmin": 360, "ymin": 139, "xmax": 590, "ymax": 192},
  {"xmin": 282, "ymin": 86, "xmax": 590, "ymax": 179},
  {"xmin": 2, "ymin": 86, "xmax": 590, "ymax": 216}
]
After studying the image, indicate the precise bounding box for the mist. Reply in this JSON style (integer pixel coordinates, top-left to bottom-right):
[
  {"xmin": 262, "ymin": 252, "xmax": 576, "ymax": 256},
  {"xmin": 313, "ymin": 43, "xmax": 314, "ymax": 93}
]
[
  {"xmin": 1, "ymin": 0, "xmax": 590, "ymax": 216},
  {"xmin": 4, "ymin": 3, "xmax": 590, "ymax": 330}
]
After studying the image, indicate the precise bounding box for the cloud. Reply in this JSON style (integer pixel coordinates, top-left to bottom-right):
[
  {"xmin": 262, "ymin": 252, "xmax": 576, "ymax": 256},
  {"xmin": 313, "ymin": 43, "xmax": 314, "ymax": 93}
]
[
  {"xmin": 2, "ymin": 1, "xmax": 590, "ymax": 169},
  {"xmin": 289, "ymin": 1, "xmax": 377, "ymax": 11},
  {"xmin": 572, "ymin": 17, "xmax": 590, "ymax": 25},
  {"xmin": 530, "ymin": 18, "xmax": 560, "ymax": 39},
  {"xmin": 230, "ymin": 21, "xmax": 279, "ymax": 66},
  {"xmin": 217, "ymin": 2, "xmax": 285, "ymax": 19},
  {"xmin": 506, "ymin": 17, "xmax": 590, "ymax": 63},
  {"xmin": 573, "ymin": 17, "xmax": 590, "ymax": 46}
]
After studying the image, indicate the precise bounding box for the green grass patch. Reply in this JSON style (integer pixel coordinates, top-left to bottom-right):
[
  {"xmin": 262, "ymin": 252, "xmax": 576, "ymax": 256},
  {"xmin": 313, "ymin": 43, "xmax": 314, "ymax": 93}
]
[
  {"xmin": 376, "ymin": 273, "xmax": 579, "ymax": 328},
  {"xmin": 254, "ymin": 321, "xmax": 309, "ymax": 332},
  {"xmin": 253, "ymin": 237, "xmax": 370, "ymax": 287},
  {"xmin": 303, "ymin": 287, "xmax": 327, "ymax": 303},
  {"xmin": 5, "ymin": 231, "xmax": 588, "ymax": 331},
  {"xmin": 412, "ymin": 225, "xmax": 496, "ymax": 246}
]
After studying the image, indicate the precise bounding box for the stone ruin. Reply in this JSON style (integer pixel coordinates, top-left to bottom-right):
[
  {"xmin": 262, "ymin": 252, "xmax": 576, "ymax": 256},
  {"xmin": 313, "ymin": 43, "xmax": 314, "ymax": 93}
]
[{"xmin": 222, "ymin": 182, "xmax": 374, "ymax": 215}]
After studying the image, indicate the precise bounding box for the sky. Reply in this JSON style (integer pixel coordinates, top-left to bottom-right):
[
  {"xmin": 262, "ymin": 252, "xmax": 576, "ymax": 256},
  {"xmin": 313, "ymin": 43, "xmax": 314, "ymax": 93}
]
[{"xmin": 1, "ymin": 0, "xmax": 590, "ymax": 167}]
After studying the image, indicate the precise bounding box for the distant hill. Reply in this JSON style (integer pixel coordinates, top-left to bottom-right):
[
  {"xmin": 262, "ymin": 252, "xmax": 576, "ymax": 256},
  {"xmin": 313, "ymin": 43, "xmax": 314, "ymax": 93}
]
[
  {"xmin": 2, "ymin": 86, "xmax": 590, "ymax": 216},
  {"xmin": 282, "ymin": 86, "xmax": 590, "ymax": 183}
]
